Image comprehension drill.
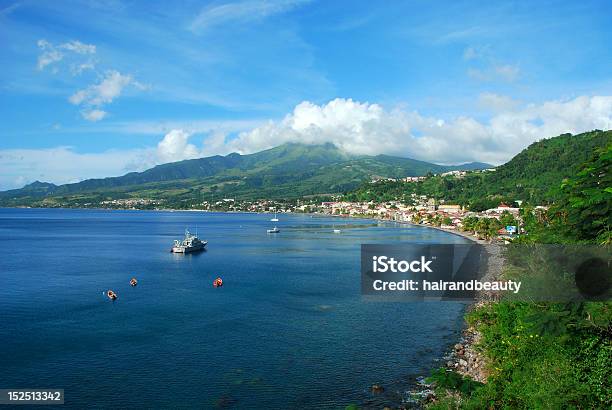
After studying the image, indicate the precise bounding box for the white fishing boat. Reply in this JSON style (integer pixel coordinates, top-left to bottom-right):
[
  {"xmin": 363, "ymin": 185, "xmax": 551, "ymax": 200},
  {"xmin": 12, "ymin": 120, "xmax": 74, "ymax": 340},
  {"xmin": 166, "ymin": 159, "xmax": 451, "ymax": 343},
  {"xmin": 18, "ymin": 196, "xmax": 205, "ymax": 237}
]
[{"xmin": 267, "ymin": 226, "xmax": 280, "ymax": 233}]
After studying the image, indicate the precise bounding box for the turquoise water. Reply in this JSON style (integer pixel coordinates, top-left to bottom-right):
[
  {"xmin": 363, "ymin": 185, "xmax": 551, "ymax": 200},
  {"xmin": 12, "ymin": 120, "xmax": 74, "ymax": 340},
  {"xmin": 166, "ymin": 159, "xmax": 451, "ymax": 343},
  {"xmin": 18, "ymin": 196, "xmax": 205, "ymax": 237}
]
[{"xmin": 0, "ymin": 208, "xmax": 469, "ymax": 409}]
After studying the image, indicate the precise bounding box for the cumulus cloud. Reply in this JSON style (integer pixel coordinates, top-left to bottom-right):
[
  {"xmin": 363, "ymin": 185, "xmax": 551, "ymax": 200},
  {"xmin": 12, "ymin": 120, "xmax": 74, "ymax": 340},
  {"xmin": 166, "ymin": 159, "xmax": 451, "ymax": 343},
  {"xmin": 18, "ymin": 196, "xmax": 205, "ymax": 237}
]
[
  {"xmin": 156, "ymin": 129, "xmax": 201, "ymax": 163},
  {"xmin": 70, "ymin": 70, "xmax": 133, "ymax": 106},
  {"xmin": 2, "ymin": 96, "xmax": 611, "ymax": 190},
  {"xmin": 37, "ymin": 39, "xmax": 143, "ymax": 121},
  {"xmin": 228, "ymin": 96, "xmax": 612, "ymax": 165},
  {"xmin": 69, "ymin": 70, "xmax": 138, "ymax": 121}
]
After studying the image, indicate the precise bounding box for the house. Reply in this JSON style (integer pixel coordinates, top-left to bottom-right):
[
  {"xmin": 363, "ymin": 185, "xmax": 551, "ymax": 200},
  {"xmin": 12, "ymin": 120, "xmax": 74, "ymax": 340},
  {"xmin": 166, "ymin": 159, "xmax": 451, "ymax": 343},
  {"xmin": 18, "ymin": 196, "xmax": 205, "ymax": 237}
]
[{"xmin": 438, "ymin": 204, "xmax": 462, "ymax": 213}]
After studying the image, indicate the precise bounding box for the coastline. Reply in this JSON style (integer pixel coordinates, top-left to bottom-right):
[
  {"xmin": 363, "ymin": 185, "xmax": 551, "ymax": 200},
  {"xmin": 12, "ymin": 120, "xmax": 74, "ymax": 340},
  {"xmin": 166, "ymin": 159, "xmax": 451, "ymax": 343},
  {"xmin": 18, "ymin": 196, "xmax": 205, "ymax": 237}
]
[{"xmin": 391, "ymin": 221, "xmax": 502, "ymax": 405}]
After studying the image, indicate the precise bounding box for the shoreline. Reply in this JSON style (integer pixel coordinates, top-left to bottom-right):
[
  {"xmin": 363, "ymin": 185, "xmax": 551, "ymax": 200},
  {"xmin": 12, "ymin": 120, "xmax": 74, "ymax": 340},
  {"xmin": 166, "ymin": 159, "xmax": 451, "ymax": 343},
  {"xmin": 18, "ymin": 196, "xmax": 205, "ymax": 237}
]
[
  {"xmin": 388, "ymin": 220, "xmax": 500, "ymax": 405},
  {"xmin": 360, "ymin": 216, "xmax": 500, "ymax": 406}
]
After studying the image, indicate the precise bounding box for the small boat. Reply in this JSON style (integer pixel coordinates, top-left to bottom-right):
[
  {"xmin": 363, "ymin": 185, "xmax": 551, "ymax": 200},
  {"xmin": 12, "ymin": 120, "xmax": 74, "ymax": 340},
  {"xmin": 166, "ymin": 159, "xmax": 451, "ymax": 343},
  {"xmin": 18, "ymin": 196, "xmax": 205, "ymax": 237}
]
[
  {"xmin": 107, "ymin": 290, "xmax": 117, "ymax": 300},
  {"xmin": 130, "ymin": 278, "xmax": 138, "ymax": 286},
  {"xmin": 267, "ymin": 226, "xmax": 280, "ymax": 233},
  {"xmin": 333, "ymin": 229, "xmax": 341, "ymax": 233},
  {"xmin": 213, "ymin": 277, "xmax": 223, "ymax": 288},
  {"xmin": 171, "ymin": 229, "xmax": 207, "ymax": 253},
  {"xmin": 270, "ymin": 211, "xmax": 279, "ymax": 222}
]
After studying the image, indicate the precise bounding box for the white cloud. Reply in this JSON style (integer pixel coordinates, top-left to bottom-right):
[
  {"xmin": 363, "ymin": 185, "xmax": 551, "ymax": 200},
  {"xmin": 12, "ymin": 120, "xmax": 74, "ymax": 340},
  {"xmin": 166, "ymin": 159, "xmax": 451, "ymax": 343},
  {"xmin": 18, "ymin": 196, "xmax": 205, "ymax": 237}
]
[
  {"xmin": 70, "ymin": 70, "xmax": 133, "ymax": 106},
  {"xmin": 190, "ymin": 0, "xmax": 309, "ymax": 32},
  {"xmin": 468, "ymin": 64, "xmax": 520, "ymax": 82},
  {"xmin": 2, "ymin": 96, "xmax": 611, "ymax": 190},
  {"xmin": 69, "ymin": 70, "xmax": 136, "ymax": 121},
  {"xmin": 228, "ymin": 96, "xmax": 612, "ymax": 164},
  {"xmin": 37, "ymin": 39, "xmax": 96, "ymax": 71},
  {"xmin": 36, "ymin": 40, "xmax": 140, "ymax": 121},
  {"xmin": 0, "ymin": 128, "xmax": 214, "ymax": 190},
  {"xmin": 0, "ymin": 146, "xmax": 155, "ymax": 190},
  {"xmin": 37, "ymin": 40, "xmax": 63, "ymax": 70},
  {"xmin": 59, "ymin": 40, "xmax": 96, "ymax": 54},
  {"xmin": 156, "ymin": 129, "xmax": 201, "ymax": 163},
  {"xmin": 81, "ymin": 109, "xmax": 107, "ymax": 122},
  {"xmin": 71, "ymin": 61, "xmax": 96, "ymax": 76}
]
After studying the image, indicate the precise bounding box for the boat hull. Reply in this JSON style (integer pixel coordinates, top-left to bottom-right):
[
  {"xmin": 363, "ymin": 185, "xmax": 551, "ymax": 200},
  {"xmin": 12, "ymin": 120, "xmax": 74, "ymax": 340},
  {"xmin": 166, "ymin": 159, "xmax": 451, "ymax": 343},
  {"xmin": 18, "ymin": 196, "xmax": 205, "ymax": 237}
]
[{"xmin": 171, "ymin": 241, "xmax": 207, "ymax": 253}]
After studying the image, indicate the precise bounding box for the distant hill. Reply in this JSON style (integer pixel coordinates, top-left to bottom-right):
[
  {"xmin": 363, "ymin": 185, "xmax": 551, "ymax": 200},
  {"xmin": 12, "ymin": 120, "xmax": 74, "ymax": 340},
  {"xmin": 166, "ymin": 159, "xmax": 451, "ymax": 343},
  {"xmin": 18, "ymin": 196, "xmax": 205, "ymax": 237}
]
[
  {"xmin": 0, "ymin": 142, "xmax": 491, "ymax": 207},
  {"xmin": 345, "ymin": 130, "xmax": 612, "ymax": 208}
]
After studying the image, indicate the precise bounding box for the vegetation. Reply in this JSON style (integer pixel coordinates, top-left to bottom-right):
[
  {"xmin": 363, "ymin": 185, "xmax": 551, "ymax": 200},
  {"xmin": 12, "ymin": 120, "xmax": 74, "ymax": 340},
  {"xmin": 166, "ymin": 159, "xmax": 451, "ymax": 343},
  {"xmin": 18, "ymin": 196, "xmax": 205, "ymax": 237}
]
[
  {"xmin": 345, "ymin": 130, "xmax": 612, "ymax": 209},
  {"xmin": 427, "ymin": 138, "xmax": 612, "ymax": 408},
  {"xmin": 0, "ymin": 143, "xmax": 488, "ymax": 207}
]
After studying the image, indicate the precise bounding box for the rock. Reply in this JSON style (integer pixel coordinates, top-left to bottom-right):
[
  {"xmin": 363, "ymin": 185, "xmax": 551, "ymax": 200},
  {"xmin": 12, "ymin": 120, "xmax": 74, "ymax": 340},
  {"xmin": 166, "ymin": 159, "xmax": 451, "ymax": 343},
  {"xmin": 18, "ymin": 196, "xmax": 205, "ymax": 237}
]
[
  {"xmin": 459, "ymin": 359, "xmax": 468, "ymax": 367},
  {"xmin": 458, "ymin": 349, "xmax": 465, "ymax": 356},
  {"xmin": 371, "ymin": 384, "xmax": 384, "ymax": 393},
  {"xmin": 454, "ymin": 343, "xmax": 463, "ymax": 350},
  {"xmin": 447, "ymin": 361, "xmax": 454, "ymax": 367}
]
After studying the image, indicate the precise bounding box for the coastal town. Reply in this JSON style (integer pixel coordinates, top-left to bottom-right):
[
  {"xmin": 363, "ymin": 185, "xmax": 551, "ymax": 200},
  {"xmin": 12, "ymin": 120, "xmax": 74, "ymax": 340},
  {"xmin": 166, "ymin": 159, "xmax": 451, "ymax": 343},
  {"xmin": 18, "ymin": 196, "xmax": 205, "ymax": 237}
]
[{"xmin": 91, "ymin": 192, "xmax": 538, "ymax": 242}]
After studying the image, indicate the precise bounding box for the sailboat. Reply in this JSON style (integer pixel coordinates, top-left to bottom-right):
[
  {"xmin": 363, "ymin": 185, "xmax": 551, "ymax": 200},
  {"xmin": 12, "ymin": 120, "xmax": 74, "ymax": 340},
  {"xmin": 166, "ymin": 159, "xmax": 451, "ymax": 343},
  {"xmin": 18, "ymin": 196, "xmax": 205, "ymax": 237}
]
[
  {"xmin": 270, "ymin": 210, "xmax": 279, "ymax": 222},
  {"xmin": 333, "ymin": 224, "xmax": 341, "ymax": 233}
]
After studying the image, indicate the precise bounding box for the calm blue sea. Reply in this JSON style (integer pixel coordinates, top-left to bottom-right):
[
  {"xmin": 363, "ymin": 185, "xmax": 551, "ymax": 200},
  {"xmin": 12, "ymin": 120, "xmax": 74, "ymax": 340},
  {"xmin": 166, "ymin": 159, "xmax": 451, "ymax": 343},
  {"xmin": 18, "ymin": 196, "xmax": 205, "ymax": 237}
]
[{"xmin": 0, "ymin": 208, "xmax": 469, "ymax": 409}]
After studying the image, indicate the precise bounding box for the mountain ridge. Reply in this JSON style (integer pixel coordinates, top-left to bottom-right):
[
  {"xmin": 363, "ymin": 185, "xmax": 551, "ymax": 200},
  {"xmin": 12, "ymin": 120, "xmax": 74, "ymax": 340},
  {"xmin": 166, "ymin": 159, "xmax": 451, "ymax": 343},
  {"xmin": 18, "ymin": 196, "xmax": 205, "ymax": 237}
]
[{"xmin": 0, "ymin": 142, "xmax": 491, "ymax": 204}]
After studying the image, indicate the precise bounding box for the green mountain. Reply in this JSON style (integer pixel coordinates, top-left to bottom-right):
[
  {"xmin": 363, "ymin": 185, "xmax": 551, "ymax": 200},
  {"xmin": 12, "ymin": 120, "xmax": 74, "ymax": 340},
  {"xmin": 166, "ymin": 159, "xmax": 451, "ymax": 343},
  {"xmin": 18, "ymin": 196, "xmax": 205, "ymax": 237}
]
[
  {"xmin": 345, "ymin": 129, "xmax": 612, "ymax": 208},
  {"xmin": 0, "ymin": 142, "xmax": 490, "ymax": 207}
]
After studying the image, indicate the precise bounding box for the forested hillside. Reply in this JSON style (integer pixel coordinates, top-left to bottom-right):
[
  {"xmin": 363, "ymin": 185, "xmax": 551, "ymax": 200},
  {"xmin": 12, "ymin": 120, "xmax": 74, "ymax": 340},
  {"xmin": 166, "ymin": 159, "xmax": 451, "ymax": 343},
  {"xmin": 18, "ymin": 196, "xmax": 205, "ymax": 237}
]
[{"xmin": 345, "ymin": 130, "xmax": 612, "ymax": 209}]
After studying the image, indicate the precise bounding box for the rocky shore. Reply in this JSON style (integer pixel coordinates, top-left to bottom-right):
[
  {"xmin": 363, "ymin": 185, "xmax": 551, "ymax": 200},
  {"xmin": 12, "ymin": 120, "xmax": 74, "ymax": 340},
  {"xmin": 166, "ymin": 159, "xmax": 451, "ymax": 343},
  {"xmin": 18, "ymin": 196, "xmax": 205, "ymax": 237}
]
[{"xmin": 408, "ymin": 227, "xmax": 506, "ymax": 407}]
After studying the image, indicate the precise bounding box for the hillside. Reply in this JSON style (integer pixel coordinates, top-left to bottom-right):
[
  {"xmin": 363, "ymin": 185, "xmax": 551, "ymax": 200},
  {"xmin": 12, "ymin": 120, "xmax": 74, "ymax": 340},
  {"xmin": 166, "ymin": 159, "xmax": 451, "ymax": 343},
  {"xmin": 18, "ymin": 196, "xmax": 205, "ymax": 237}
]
[
  {"xmin": 345, "ymin": 129, "xmax": 612, "ymax": 208},
  {"xmin": 0, "ymin": 143, "xmax": 490, "ymax": 207}
]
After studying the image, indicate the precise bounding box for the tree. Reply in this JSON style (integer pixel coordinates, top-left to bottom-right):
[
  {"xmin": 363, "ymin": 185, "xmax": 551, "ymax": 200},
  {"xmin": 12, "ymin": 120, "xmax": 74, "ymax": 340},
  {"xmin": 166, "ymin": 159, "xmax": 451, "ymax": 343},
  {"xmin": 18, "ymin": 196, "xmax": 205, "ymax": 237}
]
[
  {"xmin": 556, "ymin": 145, "xmax": 612, "ymax": 243},
  {"xmin": 499, "ymin": 210, "xmax": 517, "ymax": 228},
  {"xmin": 462, "ymin": 216, "xmax": 479, "ymax": 233},
  {"xmin": 475, "ymin": 218, "xmax": 489, "ymax": 239}
]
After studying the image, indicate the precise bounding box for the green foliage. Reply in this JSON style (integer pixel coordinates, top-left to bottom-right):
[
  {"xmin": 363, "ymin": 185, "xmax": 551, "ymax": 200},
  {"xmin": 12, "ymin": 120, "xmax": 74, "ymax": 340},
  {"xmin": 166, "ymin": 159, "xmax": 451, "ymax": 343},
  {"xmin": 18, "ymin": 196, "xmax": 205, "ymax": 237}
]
[
  {"xmin": 0, "ymin": 143, "xmax": 490, "ymax": 206},
  {"xmin": 426, "ymin": 134, "xmax": 612, "ymax": 409},
  {"xmin": 427, "ymin": 368, "xmax": 484, "ymax": 395},
  {"xmin": 499, "ymin": 210, "xmax": 518, "ymax": 228},
  {"xmin": 555, "ymin": 145, "xmax": 612, "ymax": 244},
  {"xmin": 458, "ymin": 301, "xmax": 612, "ymax": 409},
  {"xmin": 345, "ymin": 130, "xmax": 612, "ymax": 209}
]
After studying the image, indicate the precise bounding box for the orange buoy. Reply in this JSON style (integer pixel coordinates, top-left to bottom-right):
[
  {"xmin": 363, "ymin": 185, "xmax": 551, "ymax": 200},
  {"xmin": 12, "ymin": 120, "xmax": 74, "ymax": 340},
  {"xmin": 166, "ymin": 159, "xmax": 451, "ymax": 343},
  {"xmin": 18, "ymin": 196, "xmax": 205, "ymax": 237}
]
[
  {"xmin": 213, "ymin": 277, "xmax": 223, "ymax": 288},
  {"xmin": 107, "ymin": 290, "xmax": 117, "ymax": 300},
  {"xmin": 130, "ymin": 278, "xmax": 138, "ymax": 286}
]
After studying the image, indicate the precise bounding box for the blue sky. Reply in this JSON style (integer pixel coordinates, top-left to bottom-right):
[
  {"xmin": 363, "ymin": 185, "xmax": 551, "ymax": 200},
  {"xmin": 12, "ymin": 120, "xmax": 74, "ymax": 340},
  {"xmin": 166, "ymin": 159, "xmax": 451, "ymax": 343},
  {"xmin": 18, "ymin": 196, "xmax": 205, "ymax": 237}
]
[{"xmin": 1, "ymin": 0, "xmax": 611, "ymax": 189}]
